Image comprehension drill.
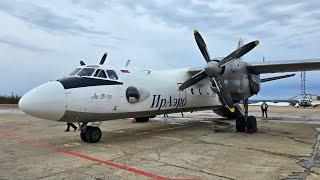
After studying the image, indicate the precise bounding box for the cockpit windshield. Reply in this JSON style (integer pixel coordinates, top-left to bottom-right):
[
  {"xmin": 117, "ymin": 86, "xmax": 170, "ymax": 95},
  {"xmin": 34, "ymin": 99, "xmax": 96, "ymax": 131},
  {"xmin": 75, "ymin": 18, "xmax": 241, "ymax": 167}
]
[
  {"xmin": 77, "ymin": 68, "xmax": 95, "ymax": 76},
  {"xmin": 68, "ymin": 67, "xmax": 118, "ymax": 80},
  {"xmin": 69, "ymin": 68, "xmax": 81, "ymax": 76},
  {"xmin": 106, "ymin": 70, "xmax": 118, "ymax": 80},
  {"xmin": 94, "ymin": 69, "xmax": 108, "ymax": 78}
]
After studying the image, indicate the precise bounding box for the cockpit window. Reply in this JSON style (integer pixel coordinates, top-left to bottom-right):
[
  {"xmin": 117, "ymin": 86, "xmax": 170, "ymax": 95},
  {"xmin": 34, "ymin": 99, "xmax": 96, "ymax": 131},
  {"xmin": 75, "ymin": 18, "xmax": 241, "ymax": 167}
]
[
  {"xmin": 94, "ymin": 69, "xmax": 107, "ymax": 78},
  {"xmin": 106, "ymin": 70, "xmax": 118, "ymax": 80},
  {"xmin": 69, "ymin": 68, "xmax": 81, "ymax": 76},
  {"xmin": 77, "ymin": 68, "xmax": 95, "ymax": 77}
]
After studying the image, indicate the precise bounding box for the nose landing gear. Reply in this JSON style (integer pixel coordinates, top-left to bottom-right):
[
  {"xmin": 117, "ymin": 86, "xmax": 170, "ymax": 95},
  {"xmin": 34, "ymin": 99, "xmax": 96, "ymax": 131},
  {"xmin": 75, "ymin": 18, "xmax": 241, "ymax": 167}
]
[{"xmin": 79, "ymin": 122, "xmax": 102, "ymax": 143}]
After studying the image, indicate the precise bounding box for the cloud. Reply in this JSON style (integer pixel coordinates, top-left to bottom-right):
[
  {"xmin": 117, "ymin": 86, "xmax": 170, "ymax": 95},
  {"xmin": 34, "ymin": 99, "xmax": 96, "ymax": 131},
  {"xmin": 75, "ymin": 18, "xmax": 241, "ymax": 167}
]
[
  {"xmin": 106, "ymin": 0, "xmax": 320, "ymax": 48},
  {"xmin": 0, "ymin": 0, "xmax": 107, "ymax": 36},
  {"xmin": 0, "ymin": 0, "xmax": 319, "ymax": 98},
  {"xmin": 0, "ymin": 36, "xmax": 50, "ymax": 52}
]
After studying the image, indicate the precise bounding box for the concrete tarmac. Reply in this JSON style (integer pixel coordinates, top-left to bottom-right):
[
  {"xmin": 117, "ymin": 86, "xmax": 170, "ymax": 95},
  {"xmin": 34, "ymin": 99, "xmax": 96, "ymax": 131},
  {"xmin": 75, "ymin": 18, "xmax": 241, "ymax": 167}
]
[{"xmin": 0, "ymin": 105, "xmax": 320, "ymax": 179}]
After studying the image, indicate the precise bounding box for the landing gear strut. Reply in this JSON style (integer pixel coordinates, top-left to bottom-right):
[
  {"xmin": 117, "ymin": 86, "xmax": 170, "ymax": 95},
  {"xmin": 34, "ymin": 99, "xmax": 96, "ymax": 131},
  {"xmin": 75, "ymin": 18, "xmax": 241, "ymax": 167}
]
[
  {"xmin": 79, "ymin": 122, "xmax": 102, "ymax": 143},
  {"xmin": 236, "ymin": 99, "xmax": 257, "ymax": 133}
]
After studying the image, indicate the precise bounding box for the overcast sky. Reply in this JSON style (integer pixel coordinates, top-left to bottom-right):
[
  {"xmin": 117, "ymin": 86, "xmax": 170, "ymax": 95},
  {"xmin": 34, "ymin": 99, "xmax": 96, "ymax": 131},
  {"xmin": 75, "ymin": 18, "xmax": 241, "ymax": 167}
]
[{"xmin": 0, "ymin": 0, "xmax": 319, "ymax": 99}]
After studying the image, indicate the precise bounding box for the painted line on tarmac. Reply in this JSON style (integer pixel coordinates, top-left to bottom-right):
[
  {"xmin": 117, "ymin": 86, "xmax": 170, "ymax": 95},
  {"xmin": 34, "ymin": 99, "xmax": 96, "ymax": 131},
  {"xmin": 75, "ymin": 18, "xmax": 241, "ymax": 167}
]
[
  {"xmin": 0, "ymin": 124, "xmax": 197, "ymax": 180},
  {"xmin": 0, "ymin": 123, "xmax": 31, "ymax": 134},
  {"xmin": 0, "ymin": 132, "xmax": 169, "ymax": 179}
]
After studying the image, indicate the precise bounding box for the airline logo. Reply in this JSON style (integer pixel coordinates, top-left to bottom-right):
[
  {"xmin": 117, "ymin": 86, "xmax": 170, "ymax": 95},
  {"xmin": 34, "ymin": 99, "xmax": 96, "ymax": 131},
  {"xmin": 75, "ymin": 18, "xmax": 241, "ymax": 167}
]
[{"xmin": 150, "ymin": 95, "xmax": 187, "ymax": 110}]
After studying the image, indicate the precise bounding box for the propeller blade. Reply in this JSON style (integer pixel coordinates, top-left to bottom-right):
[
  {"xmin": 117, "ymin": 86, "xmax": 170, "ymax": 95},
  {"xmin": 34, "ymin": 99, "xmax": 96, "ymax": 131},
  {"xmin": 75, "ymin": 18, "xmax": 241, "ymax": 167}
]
[
  {"xmin": 211, "ymin": 75, "xmax": 235, "ymax": 112},
  {"xmin": 100, "ymin": 52, "xmax": 108, "ymax": 65},
  {"xmin": 179, "ymin": 71, "xmax": 208, "ymax": 91},
  {"xmin": 80, "ymin": 60, "xmax": 86, "ymax": 66},
  {"xmin": 194, "ymin": 30, "xmax": 211, "ymax": 62},
  {"xmin": 219, "ymin": 40, "xmax": 260, "ymax": 67}
]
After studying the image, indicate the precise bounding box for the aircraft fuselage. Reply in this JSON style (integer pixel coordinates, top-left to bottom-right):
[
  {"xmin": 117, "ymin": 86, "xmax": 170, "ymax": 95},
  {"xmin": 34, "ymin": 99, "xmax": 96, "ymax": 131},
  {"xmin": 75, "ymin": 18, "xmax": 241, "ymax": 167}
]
[{"xmin": 19, "ymin": 66, "xmax": 224, "ymax": 122}]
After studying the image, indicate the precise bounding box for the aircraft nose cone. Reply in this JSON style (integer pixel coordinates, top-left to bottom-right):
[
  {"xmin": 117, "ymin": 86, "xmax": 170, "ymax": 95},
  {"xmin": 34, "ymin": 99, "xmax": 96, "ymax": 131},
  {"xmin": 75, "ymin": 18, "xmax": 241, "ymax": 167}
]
[{"xmin": 19, "ymin": 81, "xmax": 66, "ymax": 120}]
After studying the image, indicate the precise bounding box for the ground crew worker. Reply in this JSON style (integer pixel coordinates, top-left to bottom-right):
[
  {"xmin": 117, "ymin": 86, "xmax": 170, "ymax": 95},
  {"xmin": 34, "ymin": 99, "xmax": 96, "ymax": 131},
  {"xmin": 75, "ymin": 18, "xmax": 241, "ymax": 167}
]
[
  {"xmin": 65, "ymin": 123, "xmax": 77, "ymax": 132},
  {"xmin": 261, "ymin": 101, "xmax": 268, "ymax": 118}
]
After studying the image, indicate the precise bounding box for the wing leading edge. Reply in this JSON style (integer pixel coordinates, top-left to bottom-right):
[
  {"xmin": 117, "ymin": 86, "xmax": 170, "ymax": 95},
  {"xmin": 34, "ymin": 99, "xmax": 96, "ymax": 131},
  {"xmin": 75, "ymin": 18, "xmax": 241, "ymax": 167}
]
[{"xmin": 246, "ymin": 59, "xmax": 320, "ymax": 74}]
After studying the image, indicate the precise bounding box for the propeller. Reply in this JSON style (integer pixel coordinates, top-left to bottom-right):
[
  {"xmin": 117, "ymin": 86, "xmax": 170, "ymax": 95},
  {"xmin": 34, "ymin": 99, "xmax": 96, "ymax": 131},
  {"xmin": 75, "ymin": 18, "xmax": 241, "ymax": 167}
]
[
  {"xmin": 179, "ymin": 30, "xmax": 259, "ymax": 112},
  {"xmin": 99, "ymin": 52, "xmax": 108, "ymax": 65},
  {"xmin": 80, "ymin": 60, "xmax": 86, "ymax": 66}
]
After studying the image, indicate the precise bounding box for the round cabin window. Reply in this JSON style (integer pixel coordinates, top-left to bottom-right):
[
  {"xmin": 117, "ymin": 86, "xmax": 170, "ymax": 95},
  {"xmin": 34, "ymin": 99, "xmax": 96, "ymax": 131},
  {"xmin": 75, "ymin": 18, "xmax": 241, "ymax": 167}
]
[{"xmin": 126, "ymin": 86, "xmax": 140, "ymax": 103}]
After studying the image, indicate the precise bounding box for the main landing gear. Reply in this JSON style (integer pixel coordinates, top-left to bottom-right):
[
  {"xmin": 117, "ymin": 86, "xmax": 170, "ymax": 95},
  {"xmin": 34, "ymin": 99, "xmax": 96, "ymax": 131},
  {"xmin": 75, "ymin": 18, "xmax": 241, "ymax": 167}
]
[
  {"xmin": 79, "ymin": 122, "xmax": 102, "ymax": 143},
  {"xmin": 133, "ymin": 115, "xmax": 156, "ymax": 123},
  {"xmin": 236, "ymin": 99, "xmax": 257, "ymax": 133},
  {"xmin": 134, "ymin": 116, "xmax": 150, "ymax": 122}
]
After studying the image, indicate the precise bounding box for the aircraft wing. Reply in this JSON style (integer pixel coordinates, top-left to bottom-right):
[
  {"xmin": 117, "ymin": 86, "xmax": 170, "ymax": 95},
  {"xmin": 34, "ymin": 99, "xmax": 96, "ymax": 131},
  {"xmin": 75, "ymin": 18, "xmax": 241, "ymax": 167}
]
[{"xmin": 246, "ymin": 59, "xmax": 320, "ymax": 74}]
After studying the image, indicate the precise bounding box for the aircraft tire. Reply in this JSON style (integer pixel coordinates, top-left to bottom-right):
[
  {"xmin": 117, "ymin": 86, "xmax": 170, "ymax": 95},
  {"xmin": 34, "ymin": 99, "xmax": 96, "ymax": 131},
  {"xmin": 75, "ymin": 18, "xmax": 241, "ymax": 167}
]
[
  {"xmin": 247, "ymin": 116, "xmax": 257, "ymax": 132},
  {"xmin": 80, "ymin": 131, "xmax": 88, "ymax": 142},
  {"xmin": 135, "ymin": 117, "xmax": 150, "ymax": 123},
  {"xmin": 236, "ymin": 116, "xmax": 246, "ymax": 132},
  {"xmin": 86, "ymin": 126, "xmax": 102, "ymax": 143}
]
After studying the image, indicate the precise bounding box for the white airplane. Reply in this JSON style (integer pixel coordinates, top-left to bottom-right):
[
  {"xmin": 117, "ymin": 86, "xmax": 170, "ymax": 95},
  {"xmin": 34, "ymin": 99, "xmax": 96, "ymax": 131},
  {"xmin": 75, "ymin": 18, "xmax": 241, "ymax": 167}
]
[{"xmin": 19, "ymin": 30, "xmax": 320, "ymax": 143}]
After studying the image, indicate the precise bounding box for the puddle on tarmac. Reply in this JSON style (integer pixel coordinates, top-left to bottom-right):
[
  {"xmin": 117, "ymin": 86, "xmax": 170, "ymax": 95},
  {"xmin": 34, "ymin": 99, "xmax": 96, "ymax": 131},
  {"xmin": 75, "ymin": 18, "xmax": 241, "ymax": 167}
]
[{"xmin": 0, "ymin": 108, "xmax": 25, "ymax": 115}]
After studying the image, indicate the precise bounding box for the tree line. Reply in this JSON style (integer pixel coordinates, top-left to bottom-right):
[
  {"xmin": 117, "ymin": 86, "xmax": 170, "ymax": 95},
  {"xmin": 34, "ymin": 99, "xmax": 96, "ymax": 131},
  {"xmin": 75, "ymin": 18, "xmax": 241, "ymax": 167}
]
[{"xmin": 0, "ymin": 95, "xmax": 21, "ymax": 104}]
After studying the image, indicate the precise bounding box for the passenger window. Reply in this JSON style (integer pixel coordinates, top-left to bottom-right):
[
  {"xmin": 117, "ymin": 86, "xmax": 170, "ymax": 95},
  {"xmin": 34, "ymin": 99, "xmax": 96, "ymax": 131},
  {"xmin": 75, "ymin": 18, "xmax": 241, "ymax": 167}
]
[
  {"xmin": 106, "ymin": 70, "xmax": 118, "ymax": 80},
  {"xmin": 69, "ymin": 68, "xmax": 81, "ymax": 76},
  {"xmin": 77, "ymin": 68, "xmax": 95, "ymax": 76}
]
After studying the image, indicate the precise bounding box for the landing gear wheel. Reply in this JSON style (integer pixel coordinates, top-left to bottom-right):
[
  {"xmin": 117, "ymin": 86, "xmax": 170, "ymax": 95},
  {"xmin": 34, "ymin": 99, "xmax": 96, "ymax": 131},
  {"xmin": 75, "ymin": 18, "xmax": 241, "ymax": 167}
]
[
  {"xmin": 86, "ymin": 126, "xmax": 102, "ymax": 143},
  {"xmin": 236, "ymin": 116, "xmax": 246, "ymax": 132},
  {"xmin": 246, "ymin": 116, "xmax": 257, "ymax": 133},
  {"xmin": 80, "ymin": 131, "xmax": 88, "ymax": 142},
  {"xmin": 135, "ymin": 117, "xmax": 150, "ymax": 123}
]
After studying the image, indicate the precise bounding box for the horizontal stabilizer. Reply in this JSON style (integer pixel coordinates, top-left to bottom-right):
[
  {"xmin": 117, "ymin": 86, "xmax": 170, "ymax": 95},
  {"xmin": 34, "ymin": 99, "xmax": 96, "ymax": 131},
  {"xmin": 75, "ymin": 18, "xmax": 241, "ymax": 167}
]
[{"xmin": 261, "ymin": 73, "xmax": 295, "ymax": 83}]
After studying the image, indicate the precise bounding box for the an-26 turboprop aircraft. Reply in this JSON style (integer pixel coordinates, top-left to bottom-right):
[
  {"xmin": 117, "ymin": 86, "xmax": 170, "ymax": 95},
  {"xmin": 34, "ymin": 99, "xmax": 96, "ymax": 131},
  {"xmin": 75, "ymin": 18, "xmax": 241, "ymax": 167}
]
[{"xmin": 19, "ymin": 30, "xmax": 320, "ymax": 143}]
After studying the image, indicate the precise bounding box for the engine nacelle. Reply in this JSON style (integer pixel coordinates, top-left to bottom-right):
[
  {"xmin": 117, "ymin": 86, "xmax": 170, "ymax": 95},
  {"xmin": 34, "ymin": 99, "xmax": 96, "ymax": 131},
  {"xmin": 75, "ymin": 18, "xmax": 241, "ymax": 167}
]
[
  {"xmin": 248, "ymin": 74, "xmax": 260, "ymax": 95},
  {"xmin": 218, "ymin": 61, "xmax": 261, "ymax": 101}
]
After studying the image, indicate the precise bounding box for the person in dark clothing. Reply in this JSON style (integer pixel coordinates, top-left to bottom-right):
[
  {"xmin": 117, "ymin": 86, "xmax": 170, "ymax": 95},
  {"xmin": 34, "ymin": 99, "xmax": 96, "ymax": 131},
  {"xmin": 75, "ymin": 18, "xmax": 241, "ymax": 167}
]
[
  {"xmin": 261, "ymin": 101, "xmax": 268, "ymax": 118},
  {"xmin": 65, "ymin": 122, "xmax": 77, "ymax": 132}
]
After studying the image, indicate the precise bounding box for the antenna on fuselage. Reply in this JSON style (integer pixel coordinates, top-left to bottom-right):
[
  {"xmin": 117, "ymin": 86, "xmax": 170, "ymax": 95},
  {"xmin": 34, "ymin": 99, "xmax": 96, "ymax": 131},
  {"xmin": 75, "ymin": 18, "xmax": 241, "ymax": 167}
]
[
  {"xmin": 125, "ymin": 60, "xmax": 131, "ymax": 67},
  {"xmin": 80, "ymin": 60, "xmax": 86, "ymax": 65},
  {"xmin": 99, "ymin": 52, "xmax": 108, "ymax": 65}
]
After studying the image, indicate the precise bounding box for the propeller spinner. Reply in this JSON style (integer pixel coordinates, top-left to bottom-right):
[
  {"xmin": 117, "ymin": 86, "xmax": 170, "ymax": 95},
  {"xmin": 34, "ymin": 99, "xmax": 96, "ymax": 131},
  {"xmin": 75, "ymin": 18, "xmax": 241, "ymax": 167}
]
[{"xmin": 179, "ymin": 30, "xmax": 259, "ymax": 112}]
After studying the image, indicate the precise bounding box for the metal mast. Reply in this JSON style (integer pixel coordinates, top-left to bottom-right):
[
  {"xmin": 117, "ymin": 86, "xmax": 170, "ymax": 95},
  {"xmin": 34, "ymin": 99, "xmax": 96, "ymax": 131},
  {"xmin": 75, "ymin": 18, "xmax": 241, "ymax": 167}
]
[{"xmin": 301, "ymin": 71, "xmax": 306, "ymax": 97}]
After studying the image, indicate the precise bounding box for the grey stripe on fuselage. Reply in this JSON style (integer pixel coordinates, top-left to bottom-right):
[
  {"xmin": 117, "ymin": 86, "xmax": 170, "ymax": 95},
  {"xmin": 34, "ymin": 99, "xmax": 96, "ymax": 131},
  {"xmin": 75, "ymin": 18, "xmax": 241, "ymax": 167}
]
[{"xmin": 59, "ymin": 105, "xmax": 223, "ymax": 122}]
